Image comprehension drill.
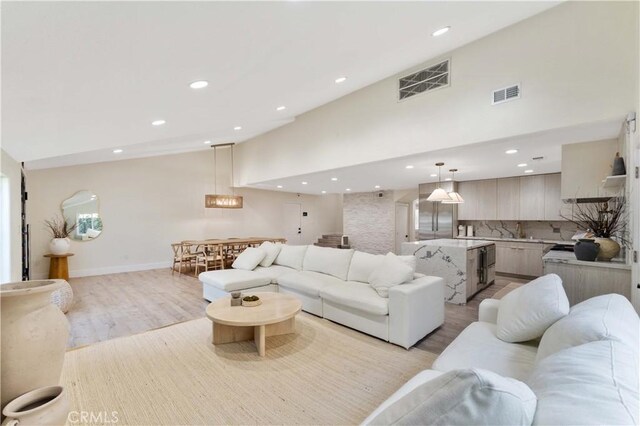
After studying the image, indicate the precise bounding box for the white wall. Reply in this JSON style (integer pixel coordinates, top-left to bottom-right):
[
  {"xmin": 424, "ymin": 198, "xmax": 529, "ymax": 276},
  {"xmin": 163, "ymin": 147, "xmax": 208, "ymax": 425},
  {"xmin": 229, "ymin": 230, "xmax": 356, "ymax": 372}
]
[
  {"xmin": 0, "ymin": 149, "xmax": 23, "ymax": 282},
  {"xmin": 236, "ymin": 1, "xmax": 638, "ymax": 185},
  {"xmin": 26, "ymin": 150, "xmax": 342, "ymax": 278}
]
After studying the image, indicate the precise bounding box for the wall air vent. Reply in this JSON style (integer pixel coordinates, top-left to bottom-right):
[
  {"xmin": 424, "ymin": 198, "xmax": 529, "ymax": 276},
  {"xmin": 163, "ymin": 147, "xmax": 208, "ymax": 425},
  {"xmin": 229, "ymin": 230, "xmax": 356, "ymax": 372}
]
[
  {"xmin": 492, "ymin": 84, "xmax": 520, "ymax": 105},
  {"xmin": 398, "ymin": 59, "xmax": 450, "ymax": 101}
]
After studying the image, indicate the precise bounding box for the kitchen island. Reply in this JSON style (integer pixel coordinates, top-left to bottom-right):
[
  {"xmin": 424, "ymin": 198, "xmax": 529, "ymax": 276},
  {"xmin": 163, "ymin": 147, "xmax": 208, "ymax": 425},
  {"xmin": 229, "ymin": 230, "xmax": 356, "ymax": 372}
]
[
  {"xmin": 402, "ymin": 239, "xmax": 496, "ymax": 305},
  {"xmin": 543, "ymin": 250, "xmax": 631, "ymax": 305}
]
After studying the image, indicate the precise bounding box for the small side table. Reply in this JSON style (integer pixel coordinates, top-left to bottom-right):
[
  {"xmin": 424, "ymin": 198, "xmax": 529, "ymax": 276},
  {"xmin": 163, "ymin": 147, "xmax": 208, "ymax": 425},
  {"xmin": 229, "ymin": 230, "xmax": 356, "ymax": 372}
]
[{"xmin": 43, "ymin": 253, "xmax": 74, "ymax": 280}]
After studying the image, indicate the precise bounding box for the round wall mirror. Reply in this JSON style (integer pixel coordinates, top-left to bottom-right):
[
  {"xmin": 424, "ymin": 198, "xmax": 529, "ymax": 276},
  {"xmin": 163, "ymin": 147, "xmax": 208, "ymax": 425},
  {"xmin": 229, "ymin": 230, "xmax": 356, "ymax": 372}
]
[{"xmin": 61, "ymin": 190, "xmax": 103, "ymax": 241}]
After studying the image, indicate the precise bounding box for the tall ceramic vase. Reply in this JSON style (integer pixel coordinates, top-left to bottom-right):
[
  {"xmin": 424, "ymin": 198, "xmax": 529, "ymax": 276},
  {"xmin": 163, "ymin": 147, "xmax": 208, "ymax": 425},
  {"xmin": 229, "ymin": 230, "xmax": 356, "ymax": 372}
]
[{"xmin": 0, "ymin": 280, "xmax": 70, "ymax": 412}]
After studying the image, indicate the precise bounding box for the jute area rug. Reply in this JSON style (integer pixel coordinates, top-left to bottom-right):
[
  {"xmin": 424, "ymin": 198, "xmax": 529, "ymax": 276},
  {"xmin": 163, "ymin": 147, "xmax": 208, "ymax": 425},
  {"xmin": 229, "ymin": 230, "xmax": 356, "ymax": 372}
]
[{"xmin": 62, "ymin": 313, "xmax": 437, "ymax": 425}]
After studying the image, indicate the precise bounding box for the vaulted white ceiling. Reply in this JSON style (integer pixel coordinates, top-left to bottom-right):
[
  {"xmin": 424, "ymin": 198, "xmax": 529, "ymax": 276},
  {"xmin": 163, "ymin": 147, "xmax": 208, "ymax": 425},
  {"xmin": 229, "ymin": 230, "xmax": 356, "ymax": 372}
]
[{"xmin": 2, "ymin": 1, "xmax": 559, "ymax": 168}]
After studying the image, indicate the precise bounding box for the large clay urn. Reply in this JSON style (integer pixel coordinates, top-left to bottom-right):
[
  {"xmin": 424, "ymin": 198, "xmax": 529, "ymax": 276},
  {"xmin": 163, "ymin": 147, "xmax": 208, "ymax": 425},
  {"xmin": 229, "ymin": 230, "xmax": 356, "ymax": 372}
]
[
  {"xmin": 594, "ymin": 237, "xmax": 621, "ymax": 261},
  {"xmin": 0, "ymin": 280, "xmax": 69, "ymax": 412}
]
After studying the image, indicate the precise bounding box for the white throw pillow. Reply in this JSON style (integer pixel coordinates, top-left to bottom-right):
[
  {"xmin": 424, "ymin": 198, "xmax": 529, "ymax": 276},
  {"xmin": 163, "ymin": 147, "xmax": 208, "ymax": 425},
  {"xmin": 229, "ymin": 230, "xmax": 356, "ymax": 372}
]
[
  {"xmin": 258, "ymin": 241, "xmax": 282, "ymax": 267},
  {"xmin": 536, "ymin": 294, "xmax": 639, "ymax": 362},
  {"xmin": 273, "ymin": 245, "xmax": 308, "ymax": 270},
  {"xmin": 497, "ymin": 274, "xmax": 569, "ymax": 343},
  {"xmin": 347, "ymin": 251, "xmax": 384, "ymax": 283},
  {"xmin": 302, "ymin": 245, "xmax": 355, "ymax": 280},
  {"xmin": 231, "ymin": 247, "xmax": 266, "ymax": 271},
  {"xmin": 364, "ymin": 368, "xmax": 537, "ymax": 426},
  {"xmin": 394, "ymin": 254, "xmax": 417, "ymax": 274},
  {"xmin": 368, "ymin": 253, "xmax": 414, "ymax": 298}
]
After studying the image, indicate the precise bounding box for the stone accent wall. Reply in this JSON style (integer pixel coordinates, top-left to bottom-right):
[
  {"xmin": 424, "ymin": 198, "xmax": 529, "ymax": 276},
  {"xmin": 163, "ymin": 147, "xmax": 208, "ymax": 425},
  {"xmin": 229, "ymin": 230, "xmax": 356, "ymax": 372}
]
[{"xmin": 343, "ymin": 191, "xmax": 395, "ymax": 254}]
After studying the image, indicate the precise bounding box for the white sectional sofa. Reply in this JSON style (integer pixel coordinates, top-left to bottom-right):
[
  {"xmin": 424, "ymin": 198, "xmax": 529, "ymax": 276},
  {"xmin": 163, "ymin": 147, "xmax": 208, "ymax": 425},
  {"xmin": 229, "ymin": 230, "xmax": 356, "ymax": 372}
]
[
  {"xmin": 364, "ymin": 275, "xmax": 639, "ymax": 425},
  {"xmin": 199, "ymin": 244, "xmax": 445, "ymax": 349}
]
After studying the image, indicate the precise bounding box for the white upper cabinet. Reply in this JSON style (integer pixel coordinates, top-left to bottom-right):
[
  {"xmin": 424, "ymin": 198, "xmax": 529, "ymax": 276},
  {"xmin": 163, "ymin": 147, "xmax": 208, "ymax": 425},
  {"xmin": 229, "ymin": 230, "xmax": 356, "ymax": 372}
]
[{"xmin": 496, "ymin": 177, "xmax": 520, "ymax": 220}]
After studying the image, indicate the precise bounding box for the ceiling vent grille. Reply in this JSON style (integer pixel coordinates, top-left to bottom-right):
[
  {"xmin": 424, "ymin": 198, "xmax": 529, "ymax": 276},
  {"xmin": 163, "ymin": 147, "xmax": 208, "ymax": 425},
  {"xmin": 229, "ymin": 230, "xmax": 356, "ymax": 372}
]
[
  {"xmin": 399, "ymin": 59, "xmax": 449, "ymax": 101},
  {"xmin": 492, "ymin": 84, "xmax": 520, "ymax": 105}
]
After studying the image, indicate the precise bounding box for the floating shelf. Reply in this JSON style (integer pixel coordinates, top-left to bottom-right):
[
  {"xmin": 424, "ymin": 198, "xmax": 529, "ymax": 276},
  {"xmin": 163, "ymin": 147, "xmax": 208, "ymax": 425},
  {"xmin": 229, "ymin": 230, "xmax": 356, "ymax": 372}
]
[{"xmin": 601, "ymin": 175, "xmax": 626, "ymax": 189}]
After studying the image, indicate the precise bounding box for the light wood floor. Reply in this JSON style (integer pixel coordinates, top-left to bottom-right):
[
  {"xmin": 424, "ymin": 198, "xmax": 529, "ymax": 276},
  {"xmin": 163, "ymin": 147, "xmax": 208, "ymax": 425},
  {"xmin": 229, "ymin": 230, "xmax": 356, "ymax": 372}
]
[{"xmin": 66, "ymin": 269, "xmax": 525, "ymax": 352}]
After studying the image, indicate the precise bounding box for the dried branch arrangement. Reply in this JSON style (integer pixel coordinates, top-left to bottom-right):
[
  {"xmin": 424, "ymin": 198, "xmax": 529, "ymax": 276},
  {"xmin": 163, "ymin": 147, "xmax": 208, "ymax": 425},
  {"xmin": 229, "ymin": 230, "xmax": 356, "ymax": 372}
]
[
  {"xmin": 44, "ymin": 215, "xmax": 77, "ymax": 239},
  {"xmin": 561, "ymin": 197, "xmax": 627, "ymax": 240}
]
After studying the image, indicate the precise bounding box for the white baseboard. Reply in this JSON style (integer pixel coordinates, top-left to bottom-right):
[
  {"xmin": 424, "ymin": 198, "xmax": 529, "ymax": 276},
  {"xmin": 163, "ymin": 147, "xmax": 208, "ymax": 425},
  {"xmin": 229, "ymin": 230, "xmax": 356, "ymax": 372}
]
[{"xmin": 30, "ymin": 261, "xmax": 173, "ymax": 280}]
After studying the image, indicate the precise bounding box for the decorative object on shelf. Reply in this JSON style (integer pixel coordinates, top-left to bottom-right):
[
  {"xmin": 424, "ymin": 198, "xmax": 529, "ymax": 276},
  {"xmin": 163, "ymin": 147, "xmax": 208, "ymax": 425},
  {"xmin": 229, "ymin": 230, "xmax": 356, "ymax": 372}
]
[
  {"xmin": 573, "ymin": 239, "xmax": 600, "ymax": 262},
  {"xmin": 0, "ymin": 280, "xmax": 70, "ymax": 411},
  {"xmin": 61, "ymin": 190, "xmax": 103, "ymax": 241},
  {"xmin": 2, "ymin": 386, "xmax": 69, "ymax": 426},
  {"xmin": 44, "ymin": 215, "xmax": 77, "ymax": 255},
  {"xmin": 442, "ymin": 169, "xmax": 464, "ymax": 204},
  {"xmin": 205, "ymin": 143, "xmax": 243, "ymax": 209},
  {"xmin": 612, "ymin": 152, "xmax": 626, "ymax": 176},
  {"xmin": 230, "ymin": 291, "xmax": 242, "ymax": 307},
  {"xmin": 50, "ymin": 280, "xmax": 74, "ymax": 313},
  {"xmin": 242, "ymin": 295, "xmax": 262, "ymax": 307},
  {"xmin": 427, "ymin": 162, "xmax": 453, "ymax": 202},
  {"xmin": 561, "ymin": 197, "xmax": 626, "ymax": 261}
]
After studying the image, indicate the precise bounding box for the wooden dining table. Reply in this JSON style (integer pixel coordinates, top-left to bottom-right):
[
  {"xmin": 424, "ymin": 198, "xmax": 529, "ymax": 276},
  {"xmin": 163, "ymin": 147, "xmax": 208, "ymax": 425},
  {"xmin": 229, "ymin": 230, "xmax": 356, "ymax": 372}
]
[{"xmin": 180, "ymin": 237, "xmax": 287, "ymax": 272}]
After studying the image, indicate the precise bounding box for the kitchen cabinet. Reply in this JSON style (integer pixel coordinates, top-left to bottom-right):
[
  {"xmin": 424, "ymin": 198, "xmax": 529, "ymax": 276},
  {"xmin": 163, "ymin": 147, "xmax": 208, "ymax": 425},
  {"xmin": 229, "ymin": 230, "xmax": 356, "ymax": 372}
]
[
  {"xmin": 495, "ymin": 241, "xmax": 553, "ymax": 277},
  {"xmin": 544, "ymin": 174, "xmax": 564, "ymax": 220},
  {"xmin": 519, "ymin": 175, "xmax": 546, "ymax": 221},
  {"xmin": 496, "ymin": 177, "xmax": 520, "ymax": 220},
  {"xmin": 458, "ymin": 179, "xmax": 496, "ymax": 220}
]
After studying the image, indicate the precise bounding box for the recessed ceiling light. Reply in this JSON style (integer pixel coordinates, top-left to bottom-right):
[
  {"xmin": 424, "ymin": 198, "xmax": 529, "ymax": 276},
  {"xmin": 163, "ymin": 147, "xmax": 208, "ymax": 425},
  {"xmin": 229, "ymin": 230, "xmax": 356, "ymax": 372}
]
[
  {"xmin": 345, "ymin": 188, "xmax": 351, "ymax": 191},
  {"xmin": 331, "ymin": 177, "xmax": 338, "ymax": 181},
  {"xmin": 374, "ymin": 185, "xmax": 381, "ymax": 189},
  {"xmin": 233, "ymin": 126, "xmax": 242, "ymax": 131},
  {"xmin": 277, "ymin": 185, "xmax": 283, "ymax": 189},
  {"xmin": 335, "ymin": 76, "xmax": 347, "ymax": 84},
  {"xmin": 302, "ymin": 181, "xmax": 308, "ymax": 185},
  {"xmin": 432, "ymin": 26, "xmax": 450, "ymax": 37},
  {"xmin": 113, "ymin": 149, "xmax": 123, "ymax": 154},
  {"xmin": 321, "ymin": 190, "xmax": 327, "ymax": 194},
  {"xmin": 203, "ymin": 140, "xmax": 212, "ymax": 145},
  {"xmin": 445, "ymin": 178, "xmax": 452, "ymax": 181},
  {"xmin": 517, "ymin": 163, "xmax": 528, "ymax": 167},
  {"xmin": 276, "ymin": 106, "xmax": 286, "ymax": 111},
  {"xmin": 430, "ymin": 174, "xmax": 438, "ymax": 177},
  {"xmin": 189, "ymin": 80, "xmax": 208, "ymax": 89},
  {"xmin": 406, "ymin": 165, "xmax": 414, "ymax": 169},
  {"xmin": 505, "ymin": 149, "xmax": 518, "ymax": 154},
  {"xmin": 151, "ymin": 120, "xmax": 166, "ymax": 126},
  {"xmin": 524, "ymin": 169, "xmax": 534, "ymax": 174}
]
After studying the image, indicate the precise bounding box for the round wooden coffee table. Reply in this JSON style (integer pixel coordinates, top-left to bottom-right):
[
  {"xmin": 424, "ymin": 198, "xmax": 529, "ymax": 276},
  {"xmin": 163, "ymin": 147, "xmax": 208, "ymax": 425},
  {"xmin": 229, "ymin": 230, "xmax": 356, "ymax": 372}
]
[{"xmin": 206, "ymin": 292, "xmax": 302, "ymax": 357}]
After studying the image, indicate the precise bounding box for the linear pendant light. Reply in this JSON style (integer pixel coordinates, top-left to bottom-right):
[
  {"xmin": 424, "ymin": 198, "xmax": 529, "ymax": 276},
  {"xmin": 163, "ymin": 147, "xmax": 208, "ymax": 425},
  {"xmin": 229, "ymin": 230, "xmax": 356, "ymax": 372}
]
[
  {"xmin": 205, "ymin": 143, "xmax": 243, "ymax": 209},
  {"xmin": 427, "ymin": 162, "xmax": 453, "ymax": 202},
  {"xmin": 442, "ymin": 168, "xmax": 465, "ymax": 204}
]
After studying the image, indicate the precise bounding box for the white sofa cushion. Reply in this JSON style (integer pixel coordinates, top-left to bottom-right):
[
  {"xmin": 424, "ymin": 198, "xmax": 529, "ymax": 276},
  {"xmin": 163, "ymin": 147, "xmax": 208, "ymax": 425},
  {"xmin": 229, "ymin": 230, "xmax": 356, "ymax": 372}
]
[
  {"xmin": 432, "ymin": 322, "xmax": 537, "ymax": 381},
  {"xmin": 319, "ymin": 282, "xmax": 388, "ymax": 316},
  {"xmin": 231, "ymin": 247, "xmax": 266, "ymax": 271},
  {"xmin": 497, "ymin": 274, "xmax": 569, "ymax": 343},
  {"xmin": 253, "ymin": 265, "xmax": 295, "ymax": 283},
  {"xmin": 258, "ymin": 241, "xmax": 281, "ymax": 267},
  {"xmin": 527, "ymin": 340, "xmax": 638, "ymax": 426},
  {"xmin": 302, "ymin": 245, "xmax": 355, "ymax": 280},
  {"xmin": 347, "ymin": 251, "xmax": 383, "ymax": 283},
  {"xmin": 369, "ymin": 253, "xmax": 414, "ymax": 298},
  {"xmin": 198, "ymin": 270, "xmax": 271, "ymax": 292},
  {"xmin": 277, "ymin": 271, "xmax": 344, "ymax": 297},
  {"xmin": 395, "ymin": 254, "xmax": 417, "ymax": 274},
  {"xmin": 536, "ymin": 294, "xmax": 640, "ymax": 362},
  {"xmin": 364, "ymin": 368, "xmax": 537, "ymax": 426},
  {"xmin": 274, "ymin": 245, "xmax": 308, "ymax": 270}
]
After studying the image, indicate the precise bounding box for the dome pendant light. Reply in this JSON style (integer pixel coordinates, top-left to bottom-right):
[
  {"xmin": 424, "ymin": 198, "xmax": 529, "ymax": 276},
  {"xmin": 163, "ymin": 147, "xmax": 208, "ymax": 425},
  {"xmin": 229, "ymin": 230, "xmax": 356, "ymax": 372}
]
[
  {"xmin": 442, "ymin": 169, "xmax": 465, "ymax": 204},
  {"xmin": 427, "ymin": 162, "xmax": 453, "ymax": 202}
]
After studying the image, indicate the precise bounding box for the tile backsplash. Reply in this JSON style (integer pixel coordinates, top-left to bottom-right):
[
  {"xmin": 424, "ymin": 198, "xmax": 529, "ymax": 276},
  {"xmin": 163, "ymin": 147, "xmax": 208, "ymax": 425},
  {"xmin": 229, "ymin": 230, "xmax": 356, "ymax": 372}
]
[{"xmin": 458, "ymin": 220, "xmax": 580, "ymax": 241}]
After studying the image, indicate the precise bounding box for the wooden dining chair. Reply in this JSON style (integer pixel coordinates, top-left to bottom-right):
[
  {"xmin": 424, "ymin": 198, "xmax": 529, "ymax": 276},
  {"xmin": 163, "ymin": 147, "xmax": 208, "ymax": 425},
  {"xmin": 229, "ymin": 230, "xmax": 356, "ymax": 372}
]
[
  {"xmin": 171, "ymin": 243, "xmax": 199, "ymax": 275},
  {"xmin": 195, "ymin": 244, "xmax": 225, "ymax": 275}
]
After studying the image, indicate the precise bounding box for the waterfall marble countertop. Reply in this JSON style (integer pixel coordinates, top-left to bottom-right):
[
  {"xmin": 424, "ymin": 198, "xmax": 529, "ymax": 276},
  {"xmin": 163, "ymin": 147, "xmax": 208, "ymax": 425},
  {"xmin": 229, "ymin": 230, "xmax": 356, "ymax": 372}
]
[
  {"xmin": 457, "ymin": 236, "xmax": 575, "ymax": 245},
  {"xmin": 543, "ymin": 250, "xmax": 631, "ymax": 270},
  {"xmin": 404, "ymin": 239, "xmax": 495, "ymax": 250}
]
